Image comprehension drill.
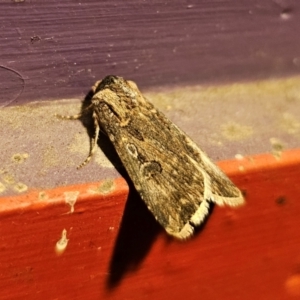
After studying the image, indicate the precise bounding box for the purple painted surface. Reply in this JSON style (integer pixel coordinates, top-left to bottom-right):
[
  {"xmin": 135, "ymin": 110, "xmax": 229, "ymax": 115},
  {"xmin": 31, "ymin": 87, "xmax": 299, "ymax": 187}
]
[{"xmin": 1, "ymin": 0, "xmax": 300, "ymax": 105}]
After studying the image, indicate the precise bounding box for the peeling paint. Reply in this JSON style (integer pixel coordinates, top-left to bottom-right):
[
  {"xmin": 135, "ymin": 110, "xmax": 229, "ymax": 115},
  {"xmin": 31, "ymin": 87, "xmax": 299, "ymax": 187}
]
[
  {"xmin": 270, "ymin": 137, "xmax": 284, "ymax": 159},
  {"xmin": 13, "ymin": 182, "xmax": 28, "ymax": 193},
  {"xmin": 221, "ymin": 121, "xmax": 253, "ymax": 141},
  {"xmin": 55, "ymin": 229, "xmax": 69, "ymax": 255},
  {"xmin": 11, "ymin": 153, "xmax": 29, "ymax": 164},
  {"xmin": 89, "ymin": 179, "xmax": 115, "ymax": 195},
  {"xmin": 64, "ymin": 191, "xmax": 79, "ymax": 213},
  {"xmin": 235, "ymin": 154, "xmax": 244, "ymax": 160},
  {"xmin": 38, "ymin": 191, "xmax": 49, "ymax": 200},
  {"xmin": 2, "ymin": 173, "xmax": 15, "ymax": 185}
]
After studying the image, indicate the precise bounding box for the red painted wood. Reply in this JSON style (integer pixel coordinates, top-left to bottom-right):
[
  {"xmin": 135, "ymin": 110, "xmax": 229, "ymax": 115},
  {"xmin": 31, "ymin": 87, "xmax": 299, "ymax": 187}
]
[
  {"xmin": 0, "ymin": 178, "xmax": 129, "ymax": 300},
  {"xmin": 0, "ymin": 150, "xmax": 300, "ymax": 299}
]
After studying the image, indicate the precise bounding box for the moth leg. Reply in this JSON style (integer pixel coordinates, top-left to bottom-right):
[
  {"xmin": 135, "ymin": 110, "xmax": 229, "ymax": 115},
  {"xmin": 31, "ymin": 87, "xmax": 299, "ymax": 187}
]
[
  {"xmin": 77, "ymin": 110, "xmax": 100, "ymax": 169},
  {"xmin": 56, "ymin": 80, "xmax": 101, "ymax": 120}
]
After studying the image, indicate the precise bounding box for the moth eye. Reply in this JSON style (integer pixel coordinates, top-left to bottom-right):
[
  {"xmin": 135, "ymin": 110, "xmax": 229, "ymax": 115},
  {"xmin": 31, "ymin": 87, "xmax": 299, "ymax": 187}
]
[
  {"xmin": 101, "ymin": 75, "xmax": 118, "ymax": 87},
  {"xmin": 108, "ymin": 75, "xmax": 117, "ymax": 82}
]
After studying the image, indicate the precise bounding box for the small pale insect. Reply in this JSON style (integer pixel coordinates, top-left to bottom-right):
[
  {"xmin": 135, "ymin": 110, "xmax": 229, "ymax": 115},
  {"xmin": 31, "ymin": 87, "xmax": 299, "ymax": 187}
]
[{"xmin": 57, "ymin": 75, "xmax": 244, "ymax": 239}]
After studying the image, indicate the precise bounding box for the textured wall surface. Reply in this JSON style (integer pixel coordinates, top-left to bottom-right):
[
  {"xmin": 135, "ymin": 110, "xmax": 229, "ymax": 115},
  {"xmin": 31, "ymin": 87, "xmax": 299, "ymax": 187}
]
[{"xmin": 1, "ymin": 0, "xmax": 300, "ymax": 106}]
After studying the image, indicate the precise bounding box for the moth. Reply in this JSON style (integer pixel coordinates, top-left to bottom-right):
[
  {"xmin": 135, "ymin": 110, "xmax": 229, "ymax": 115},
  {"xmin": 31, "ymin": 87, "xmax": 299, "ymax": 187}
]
[{"xmin": 57, "ymin": 75, "xmax": 244, "ymax": 239}]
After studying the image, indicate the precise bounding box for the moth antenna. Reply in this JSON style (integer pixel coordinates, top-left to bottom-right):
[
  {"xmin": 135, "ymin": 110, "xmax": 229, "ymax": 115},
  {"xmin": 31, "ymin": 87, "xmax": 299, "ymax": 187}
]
[
  {"xmin": 56, "ymin": 113, "xmax": 83, "ymax": 120},
  {"xmin": 55, "ymin": 103, "xmax": 94, "ymax": 120}
]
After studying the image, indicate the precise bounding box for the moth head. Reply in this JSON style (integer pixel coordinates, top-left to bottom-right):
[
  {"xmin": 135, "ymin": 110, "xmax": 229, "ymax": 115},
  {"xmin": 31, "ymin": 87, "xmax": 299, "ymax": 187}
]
[
  {"xmin": 94, "ymin": 75, "xmax": 120, "ymax": 93},
  {"xmin": 94, "ymin": 76, "xmax": 140, "ymax": 94},
  {"xmin": 92, "ymin": 76, "xmax": 124, "ymax": 106},
  {"xmin": 91, "ymin": 76, "xmax": 143, "ymax": 118}
]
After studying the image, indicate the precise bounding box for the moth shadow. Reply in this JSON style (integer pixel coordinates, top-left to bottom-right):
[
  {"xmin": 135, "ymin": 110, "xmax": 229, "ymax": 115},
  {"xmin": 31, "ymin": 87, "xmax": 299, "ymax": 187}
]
[
  {"xmin": 98, "ymin": 138, "xmax": 162, "ymax": 289},
  {"xmin": 105, "ymin": 179, "xmax": 162, "ymax": 289},
  {"xmin": 78, "ymin": 89, "xmax": 162, "ymax": 289}
]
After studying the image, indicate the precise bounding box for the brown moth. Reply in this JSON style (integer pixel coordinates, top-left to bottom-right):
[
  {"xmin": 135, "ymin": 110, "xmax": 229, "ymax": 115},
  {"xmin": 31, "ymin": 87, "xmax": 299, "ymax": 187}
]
[{"xmin": 57, "ymin": 75, "xmax": 244, "ymax": 239}]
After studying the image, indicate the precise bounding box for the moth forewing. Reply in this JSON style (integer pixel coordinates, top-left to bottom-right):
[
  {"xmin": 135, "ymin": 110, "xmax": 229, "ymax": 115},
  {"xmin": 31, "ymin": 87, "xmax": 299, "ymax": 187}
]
[{"xmin": 59, "ymin": 75, "xmax": 245, "ymax": 240}]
